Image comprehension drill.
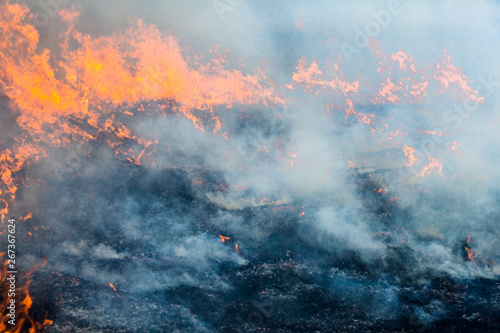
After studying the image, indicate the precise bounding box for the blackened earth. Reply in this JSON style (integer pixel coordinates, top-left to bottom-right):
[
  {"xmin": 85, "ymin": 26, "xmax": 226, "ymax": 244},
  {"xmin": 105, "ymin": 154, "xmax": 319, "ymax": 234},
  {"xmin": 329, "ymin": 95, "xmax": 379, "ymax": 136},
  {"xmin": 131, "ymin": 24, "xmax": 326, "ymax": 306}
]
[{"xmin": 7, "ymin": 148, "xmax": 500, "ymax": 333}]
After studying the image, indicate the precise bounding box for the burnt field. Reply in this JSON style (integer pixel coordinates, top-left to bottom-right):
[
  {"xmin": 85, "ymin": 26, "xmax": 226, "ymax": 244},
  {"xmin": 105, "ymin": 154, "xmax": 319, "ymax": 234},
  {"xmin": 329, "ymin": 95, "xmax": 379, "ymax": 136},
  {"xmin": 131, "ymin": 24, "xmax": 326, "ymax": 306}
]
[
  {"xmin": 1, "ymin": 1, "xmax": 500, "ymax": 332},
  {"xmin": 8, "ymin": 155, "xmax": 499, "ymax": 332}
]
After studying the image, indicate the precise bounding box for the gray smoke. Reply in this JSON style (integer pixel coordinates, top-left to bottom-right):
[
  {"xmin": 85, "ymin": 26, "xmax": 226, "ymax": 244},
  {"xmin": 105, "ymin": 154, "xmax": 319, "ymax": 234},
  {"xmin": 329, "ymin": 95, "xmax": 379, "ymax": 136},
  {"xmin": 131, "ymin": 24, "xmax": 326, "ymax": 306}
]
[{"xmin": 8, "ymin": 0, "xmax": 500, "ymax": 331}]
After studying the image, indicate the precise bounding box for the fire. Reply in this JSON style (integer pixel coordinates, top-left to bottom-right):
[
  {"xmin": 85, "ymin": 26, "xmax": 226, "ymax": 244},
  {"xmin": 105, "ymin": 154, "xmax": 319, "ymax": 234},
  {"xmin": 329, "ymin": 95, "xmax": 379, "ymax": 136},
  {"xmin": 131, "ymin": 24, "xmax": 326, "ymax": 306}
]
[
  {"xmin": 403, "ymin": 145, "xmax": 419, "ymax": 167},
  {"xmin": 218, "ymin": 235, "xmax": 231, "ymax": 243},
  {"xmin": 464, "ymin": 235, "xmax": 475, "ymax": 264},
  {"xmin": 292, "ymin": 57, "xmax": 374, "ymax": 125},
  {"xmin": 259, "ymin": 198, "xmax": 274, "ymax": 205},
  {"xmin": 434, "ymin": 51, "xmax": 484, "ymax": 103},
  {"xmin": 464, "ymin": 246, "xmax": 475, "ymax": 263},
  {"xmin": 0, "ymin": 7, "xmax": 289, "ymax": 325},
  {"xmin": 42, "ymin": 319, "xmax": 53, "ymax": 327},
  {"xmin": 414, "ymin": 156, "xmax": 443, "ymax": 178},
  {"xmin": 0, "ymin": 1, "xmax": 492, "ymax": 330},
  {"xmin": 1, "ymin": 145, "xmax": 42, "ymax": 226},
  {"xmin": 0, "ymin": 0, "xmax": 285, "ymax": 205},
  {"xmin": 416, "ymin": 130, "xmax": 444, "ymax": 136},
  {"xmin": 19, "ymin": 213, "xmax": 32, "ymax": 221},
  {"xmin": 0, "ymin": 256, "xmax": 50, "ymax": 333},
  {"xmin": 58, "ymin": 17, "xmax": 282, "ymax": 133},
  {"xmin": 401, "ymin": 144, "xmax": 444, "ymax": 178},
  {"xmin": 378, "ymin": 129, "xmax": 402, "ymax": 147}
]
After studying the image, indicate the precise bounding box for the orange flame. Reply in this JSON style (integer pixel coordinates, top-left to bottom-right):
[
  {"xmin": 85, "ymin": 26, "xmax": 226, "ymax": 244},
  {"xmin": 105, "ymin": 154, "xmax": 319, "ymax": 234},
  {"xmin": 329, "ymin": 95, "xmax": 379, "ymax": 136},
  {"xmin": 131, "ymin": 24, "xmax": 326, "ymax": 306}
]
[
  {"xmin": 20, "ymin": 213, "xmax": 32, "ymax": 221},
  {"xmin": 464, "ymin": 246, "xmax": 475, "ymax": 263},
  {"xmin": 403, "ymin": 145, "xmax": 419, "ymax": 167},
  {"xmin": 414, "ymin": 156, "xmax": 443, "ymax": 178},
  {"xmin": 416, "ymin": 130, "xmax": 444, "ymax": 136},
  {"xmin": 434, "ymin": 51, "xmax": 484, "ymax": 103},
  {"xmin": 0, "ymin": 256, "xmax": 50, "ymax": 333},
  {"xmin": 218, "ymin": 235, "xmax": 231, "ymax": 243},
  {"xmin": 464, "ymin": 235, "xmax": 476, "ymax": 265},
  {"xmin": 292, "ymin": 57, "xmax": 374, "ymax": 125}
]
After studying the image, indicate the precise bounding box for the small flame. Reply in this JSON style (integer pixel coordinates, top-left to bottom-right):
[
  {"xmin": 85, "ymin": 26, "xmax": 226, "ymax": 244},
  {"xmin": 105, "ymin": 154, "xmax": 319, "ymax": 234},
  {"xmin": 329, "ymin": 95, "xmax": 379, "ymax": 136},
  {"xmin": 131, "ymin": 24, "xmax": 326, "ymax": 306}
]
[
  {"xmin": 464, "ymin": 246, "xmax": 475, "ymax": 262},
  {"xmin": 403, "ymin": 145, "xmax": 419, "ymax": 167},
  {"xmin": 464, "ymin": 235, "xmax": 476, "ymax": 265},
  {"xmin": 43, "ymin": 319, "xmax": 54, "ymax": 326},
  {"xmin": 20, "ymin": 212, "xmax": 32, "ymax": 221},
  {"xmin": 218, "ymin": 235, "xmax": 231, "ymax": 243}
]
